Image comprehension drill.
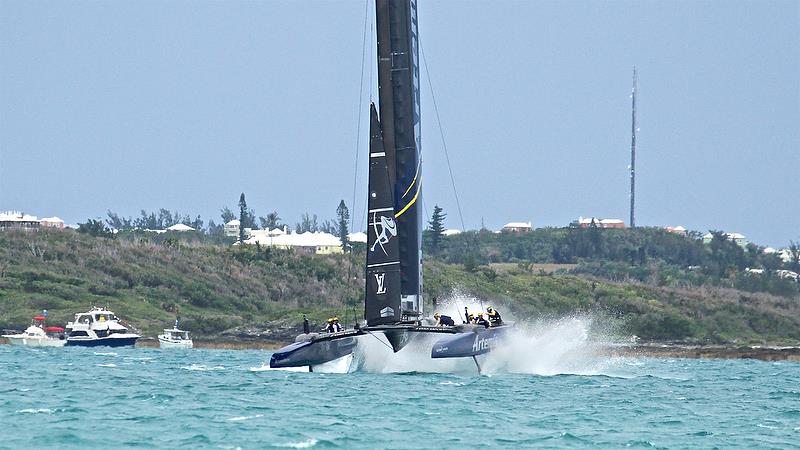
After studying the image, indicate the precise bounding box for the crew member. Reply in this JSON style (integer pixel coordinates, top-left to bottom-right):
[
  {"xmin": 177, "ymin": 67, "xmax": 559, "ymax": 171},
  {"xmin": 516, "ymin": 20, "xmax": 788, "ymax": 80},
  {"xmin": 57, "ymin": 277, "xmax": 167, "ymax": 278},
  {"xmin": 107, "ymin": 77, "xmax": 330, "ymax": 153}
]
[
  {"xmin": 302, "ymin": 314, "xmax": 310, "ymax": 334},
  {"xmin": 433, "ymin": 312, "xmax": 455, "ymax": 326},
  {"xmin": 325, "ymin": 318, "xmax": 335, "ymax": 333},
  {"xmin": 486, "ymin": 306, "xmax": 503, "ymax": 327},
  {"xmin": 473, "ymin": 312, "xmax": 490, "ymax": 328},
  {"xmin": 332, "ymin": 317, "xmax": 343, "ymax": 332}
]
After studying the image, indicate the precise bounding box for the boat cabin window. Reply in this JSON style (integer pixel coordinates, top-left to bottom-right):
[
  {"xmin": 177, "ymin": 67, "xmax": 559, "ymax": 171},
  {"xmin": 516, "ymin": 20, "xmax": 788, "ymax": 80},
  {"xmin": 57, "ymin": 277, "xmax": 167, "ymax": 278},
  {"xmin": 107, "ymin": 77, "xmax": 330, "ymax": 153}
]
[
  {"xmin": 70, "ymin": 331, "xmax": 89, "ymax": 337},
  {"xmin": 77, "ymin": 315, "xmax": 93, "ymax": 324}
]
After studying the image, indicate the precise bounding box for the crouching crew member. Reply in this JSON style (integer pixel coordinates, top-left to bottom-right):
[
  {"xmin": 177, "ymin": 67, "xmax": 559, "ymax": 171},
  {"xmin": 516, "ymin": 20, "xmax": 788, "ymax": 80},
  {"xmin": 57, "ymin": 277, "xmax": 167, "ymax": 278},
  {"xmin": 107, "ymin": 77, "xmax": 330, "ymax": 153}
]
[
  {"xmin": 433, "ymin": 312, "xmax": 455, "ymax": 326},
  {"xmin": 473, "ymin": 312, "xmax": 490, "ymax": 328},
  {"xmin": 486, "ymin": 306, "xmax": 503, "ymax": 327}
]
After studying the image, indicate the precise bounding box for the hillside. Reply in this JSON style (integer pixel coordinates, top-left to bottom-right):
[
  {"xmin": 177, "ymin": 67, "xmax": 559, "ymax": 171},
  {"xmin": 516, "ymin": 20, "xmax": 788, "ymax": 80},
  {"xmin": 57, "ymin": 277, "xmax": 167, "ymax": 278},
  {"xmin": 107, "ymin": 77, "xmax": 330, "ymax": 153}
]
[{"xmin": 1, "ymin": 229, "xmax": 799, "ymax": 344}]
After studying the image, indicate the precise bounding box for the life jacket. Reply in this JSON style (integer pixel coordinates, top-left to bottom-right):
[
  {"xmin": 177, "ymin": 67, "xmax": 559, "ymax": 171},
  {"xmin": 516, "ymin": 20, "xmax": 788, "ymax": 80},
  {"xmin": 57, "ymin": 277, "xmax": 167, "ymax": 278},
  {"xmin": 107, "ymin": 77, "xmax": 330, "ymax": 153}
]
[
  {"xmin": 487, "ymin": 310, "xmax": 502, "ymax": 326},
  {"xmin": 438, "ymin": 315, "xmax": 455, "ymax": 326}
]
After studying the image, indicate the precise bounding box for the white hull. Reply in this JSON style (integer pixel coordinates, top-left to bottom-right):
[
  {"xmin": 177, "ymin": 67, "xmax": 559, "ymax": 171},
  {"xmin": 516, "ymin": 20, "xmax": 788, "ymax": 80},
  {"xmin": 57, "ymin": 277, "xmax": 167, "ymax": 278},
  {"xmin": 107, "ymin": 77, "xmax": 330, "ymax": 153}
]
[
  {"xmin": 4, "ymin": 336, "xmax": 66, "ymax": 347},
  {"xmin": 158, "ymin": 336, "xmax": 193, "ymax": 349}
]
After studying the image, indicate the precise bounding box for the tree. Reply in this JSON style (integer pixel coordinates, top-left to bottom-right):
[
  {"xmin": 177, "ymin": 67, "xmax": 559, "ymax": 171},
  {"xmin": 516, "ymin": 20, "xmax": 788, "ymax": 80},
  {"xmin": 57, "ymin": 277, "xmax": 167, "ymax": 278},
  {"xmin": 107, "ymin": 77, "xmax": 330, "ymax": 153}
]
[
  {"xmin": 220, "ymin": 207, "xmax": 236, "ymax": 224},
  {"xmin": 77, "ymin": 219, "xmax": 113, "ymax": 238},
  {"xmin": 105, "ymin": 210, "xmax": 132, "ymax": 231},
  {"xmin": 336, "ymin": 200, "xmax": 350, "ymax": 250},
  {"xmin": 788, "ymin": 241, "xmax": 800, "ymax": 272},
  {"xmin": 238, "ymin": 193, "xmax": 248, "ymax": 243},
  {"xmin": 295, "ymin": 213, "xmax": 319, "ymax": 233},
  {"xmin": 259, "ymin": 211, "xmax": 282, "ymax": 230},
  {"xmin": 427, "ymin": 205, "xmax": 446, "ymax": 255}
]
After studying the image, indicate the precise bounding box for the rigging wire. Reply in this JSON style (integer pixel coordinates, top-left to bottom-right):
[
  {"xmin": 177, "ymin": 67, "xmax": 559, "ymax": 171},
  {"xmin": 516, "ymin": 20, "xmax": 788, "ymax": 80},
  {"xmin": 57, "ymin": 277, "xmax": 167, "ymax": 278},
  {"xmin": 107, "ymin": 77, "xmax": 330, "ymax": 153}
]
[
  {"xmin": 350, "ymin": 0, "xmax": 371, "ymax": 235},
  {"xmin": 357, "ymin": 12, "xmax": 376, "ymax": 230},
  {"xmin": 420, "ymin": 41, "xmax": 466, "ymax": 232}
]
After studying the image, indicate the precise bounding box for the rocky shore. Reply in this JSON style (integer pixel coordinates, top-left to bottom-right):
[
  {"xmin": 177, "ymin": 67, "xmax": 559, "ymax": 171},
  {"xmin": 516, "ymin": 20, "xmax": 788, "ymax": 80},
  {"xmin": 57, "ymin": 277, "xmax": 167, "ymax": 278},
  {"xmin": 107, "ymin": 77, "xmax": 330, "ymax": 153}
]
[{"xmin": 608, "ymin": 343, "xmax": 800, "ymax": 361}]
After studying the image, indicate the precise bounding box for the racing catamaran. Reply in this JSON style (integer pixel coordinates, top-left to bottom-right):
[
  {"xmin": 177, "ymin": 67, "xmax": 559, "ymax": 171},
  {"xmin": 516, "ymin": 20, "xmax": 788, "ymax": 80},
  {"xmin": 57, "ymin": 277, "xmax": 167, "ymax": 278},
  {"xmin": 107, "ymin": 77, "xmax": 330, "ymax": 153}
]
[
  {"xmin": 270, "ymin": 0, "xmax": 514, "ymax": 372},
  {"xmin": 270, "ymin": 0, "xmax": 457, "ymax": 370}
]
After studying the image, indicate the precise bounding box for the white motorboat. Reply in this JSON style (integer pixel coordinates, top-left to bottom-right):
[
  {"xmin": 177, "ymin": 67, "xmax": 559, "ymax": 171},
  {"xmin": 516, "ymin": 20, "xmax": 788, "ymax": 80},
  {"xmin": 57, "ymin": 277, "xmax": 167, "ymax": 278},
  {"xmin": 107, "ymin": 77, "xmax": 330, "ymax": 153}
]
[
  {"xmin": 2, "ymin": 313, "xmax": 66, "ymax": 347},
  {"xmin": 65, "ymin": 307, "xmax": 140, "ymax": 347},
  {"xmin": 158, "ymin": 320, "xmax": 193, "ymax": 349}
]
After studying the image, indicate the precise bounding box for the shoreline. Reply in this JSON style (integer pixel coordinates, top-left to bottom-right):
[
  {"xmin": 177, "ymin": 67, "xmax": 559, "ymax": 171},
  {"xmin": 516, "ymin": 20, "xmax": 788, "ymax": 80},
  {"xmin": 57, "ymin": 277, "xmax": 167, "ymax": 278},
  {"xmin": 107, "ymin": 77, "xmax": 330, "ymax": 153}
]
[{"xmin": 2, "ymin": 337, "xmax": 799, "ymax": 361}]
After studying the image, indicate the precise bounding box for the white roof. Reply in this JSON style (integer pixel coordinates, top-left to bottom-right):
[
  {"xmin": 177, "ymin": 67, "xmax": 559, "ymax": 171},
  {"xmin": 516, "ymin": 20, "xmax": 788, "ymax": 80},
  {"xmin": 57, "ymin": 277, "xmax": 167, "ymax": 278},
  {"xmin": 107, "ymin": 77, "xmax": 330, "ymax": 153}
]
[
  {"xmin": 40, "ymin": 216, "xmax": 64, "ymax": 223},
  {"xmin": 503, "ymin": 222, "xmax": 532, "ymax": 228},
  {"xmin": 245, "ymin": 231, "xmax": 342, "ymax": 248},
  {"xmin": 166, "ymin": 223, "xmax": 195, "ymax": 232},
  {"xmin": 0, "ymin": 211, "xmax": 38, "ymax": 222},
  {"xmin": 249, "ymin": 228, "xmax": 286, "ymax": 239},
  {"xmin": 600, "ymin": 219, "xmax": 624, "ymax": 224},
  {"xmin": 703, "ymin": 232, "xmax": 746, "ymax": 240},
  {"xmin": 347, "ymin": 231, "xmax": 368, "ymax": 243},
  {"xmin": 226, "ymin": 219, "xmax": 240, "ymax": 226},
  {"xmin": 442, "ymin": 229, "xmax": 462, "ymax": 236}
]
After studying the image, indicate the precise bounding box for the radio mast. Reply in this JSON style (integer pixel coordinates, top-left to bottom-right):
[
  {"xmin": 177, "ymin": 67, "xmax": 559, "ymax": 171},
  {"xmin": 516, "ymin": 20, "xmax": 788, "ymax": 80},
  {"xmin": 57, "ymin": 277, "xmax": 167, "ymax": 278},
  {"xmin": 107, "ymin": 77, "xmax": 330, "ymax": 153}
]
[{"xmin": 629, "ymin": 67, "xmax": 637, "ymax": 228}]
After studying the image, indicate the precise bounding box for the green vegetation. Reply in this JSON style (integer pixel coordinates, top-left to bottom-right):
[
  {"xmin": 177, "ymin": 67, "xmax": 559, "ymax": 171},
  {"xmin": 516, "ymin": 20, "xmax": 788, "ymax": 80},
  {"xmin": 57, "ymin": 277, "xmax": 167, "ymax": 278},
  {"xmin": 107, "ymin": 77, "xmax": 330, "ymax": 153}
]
[{"xmin": 1, "ymin": 226, "xmax": 798, "ymax": 344}]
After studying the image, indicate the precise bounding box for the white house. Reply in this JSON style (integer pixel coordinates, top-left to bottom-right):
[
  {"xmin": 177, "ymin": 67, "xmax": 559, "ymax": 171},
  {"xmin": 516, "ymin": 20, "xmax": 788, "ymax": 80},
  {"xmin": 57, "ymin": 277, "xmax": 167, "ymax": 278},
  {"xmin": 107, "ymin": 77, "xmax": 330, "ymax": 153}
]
[
  {"xmin": 702, "ymin": 232, "xmax": 748, "ymax": 248},
  {"xmin": 573, "ymin": 217, "xmax": 625, "ymax": 229},
  {"xmin": 502, "ymin": 222, "xmax": 532, "ymax": 233},
  {"xmin": 40, "ymin": 216, "xmax": 65, "ymax": 229},
  {"xmin": 0, "ymin": 211, "xmax": 41, "ymax": 230},
  {"xmin": 347, "ymin": 231, "xmax": 368, "ymax": 243},
  {"xmin": 166, "ymin": 223, "xmax": 195, "ymax": 232},
  {"xmin": 224, "ymin": 219, "xmax": 252, "ymax": 239},
  {"xmin": 244, "ymin": 230, "xmax": 343, "ymax": 254},
  {"xmin": 442, "ymin": 229, "xmax": 462, "ymax": 237}
]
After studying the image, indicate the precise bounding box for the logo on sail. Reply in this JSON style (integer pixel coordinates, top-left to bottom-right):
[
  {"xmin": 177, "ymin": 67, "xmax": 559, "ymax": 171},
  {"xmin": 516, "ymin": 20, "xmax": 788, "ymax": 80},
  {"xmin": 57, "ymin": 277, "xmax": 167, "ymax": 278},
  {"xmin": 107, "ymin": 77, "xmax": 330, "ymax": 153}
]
[
  {"xmin": 380, "ymin": 306, "xmax": 394, "ymax": 318},
  {"xmin": 375, "ymin": 273, "xmax": 387, "ymax": 294},
  {"xmin": 370, "ymin": 213, "xmax": 397, "ymax": 256}
]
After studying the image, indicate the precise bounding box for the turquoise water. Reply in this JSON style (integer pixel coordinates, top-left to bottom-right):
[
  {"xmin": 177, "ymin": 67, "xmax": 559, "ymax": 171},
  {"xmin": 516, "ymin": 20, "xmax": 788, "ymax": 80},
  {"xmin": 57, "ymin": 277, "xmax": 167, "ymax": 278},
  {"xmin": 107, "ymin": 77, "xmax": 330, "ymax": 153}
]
[{"xmin": 1, "ymin": 343, "xmax": 798, "ymax": 449}]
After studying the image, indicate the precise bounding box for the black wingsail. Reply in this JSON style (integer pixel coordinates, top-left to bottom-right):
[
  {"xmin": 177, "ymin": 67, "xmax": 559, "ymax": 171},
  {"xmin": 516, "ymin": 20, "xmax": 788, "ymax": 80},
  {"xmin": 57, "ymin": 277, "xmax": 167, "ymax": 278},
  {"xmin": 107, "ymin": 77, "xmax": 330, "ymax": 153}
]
[
  {"xmin": 375, "ymin": 0, "xmax": 423, "ymax": 317},
  {"xmin": 365, "ymin": 103, "xmax": 402, "ymax": 326}
]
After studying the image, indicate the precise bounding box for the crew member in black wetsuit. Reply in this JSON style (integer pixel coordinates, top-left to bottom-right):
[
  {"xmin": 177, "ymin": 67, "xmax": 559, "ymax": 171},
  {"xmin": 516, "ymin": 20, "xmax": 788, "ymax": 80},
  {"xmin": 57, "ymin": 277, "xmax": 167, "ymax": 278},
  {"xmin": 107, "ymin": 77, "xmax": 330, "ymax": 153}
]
[
  {"xmin": 486, "ymin": 306, "xmax": 503, "ymax": 327},
  {"xmin": 332, "ymin": 317, "xmax": 343, "ymax": 332},
  {"xmin": 433, "ymin": 312, "xmax": 455, "ymax": 326},
  {"xmin": 325, "ymin": 318, "xmax": 335, "ymax": 333},
  {"xmin": 302, "ymin": 314, "xmax": 310, "ymax": 334}
]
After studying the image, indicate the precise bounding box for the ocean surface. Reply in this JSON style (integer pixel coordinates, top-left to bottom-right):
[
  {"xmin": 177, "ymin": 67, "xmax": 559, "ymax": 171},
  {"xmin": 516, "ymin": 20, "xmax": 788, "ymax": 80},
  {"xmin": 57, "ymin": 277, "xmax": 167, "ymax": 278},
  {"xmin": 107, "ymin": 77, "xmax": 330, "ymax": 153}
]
[{"xmin": 1, "ymin": 325, "xmax": 799, "ymax": 449}]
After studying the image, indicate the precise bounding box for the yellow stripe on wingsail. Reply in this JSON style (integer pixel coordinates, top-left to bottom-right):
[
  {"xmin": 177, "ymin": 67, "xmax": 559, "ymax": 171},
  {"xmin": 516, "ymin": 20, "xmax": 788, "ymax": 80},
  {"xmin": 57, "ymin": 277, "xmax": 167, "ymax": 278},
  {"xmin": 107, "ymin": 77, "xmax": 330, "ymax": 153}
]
[
  {"xmin": 401, "ymin": 173, "xmax": 417, "ymax": 199},
  {"xmin": 395, "ymin": 185, "xmax": 419, "ymax": 218},
  {"xmin": 401, "ymin": 160, "xmax": 422, "ymax": 199}
]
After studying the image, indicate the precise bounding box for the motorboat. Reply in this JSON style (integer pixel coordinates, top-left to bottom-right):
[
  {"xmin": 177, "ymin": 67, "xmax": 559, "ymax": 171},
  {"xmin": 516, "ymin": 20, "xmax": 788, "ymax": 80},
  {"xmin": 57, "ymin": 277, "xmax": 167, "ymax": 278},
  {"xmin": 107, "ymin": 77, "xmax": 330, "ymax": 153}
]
[
  {"xmin": 158, "ymin": 319, "xmax": 193, "ymax": 349},
  {"xmin": 65, "ymin": 307, "xmax": 140, "ymax": 347},
  {"xmin": 2, "ymin": 313, "xmax": 66, "ymax": 347}
]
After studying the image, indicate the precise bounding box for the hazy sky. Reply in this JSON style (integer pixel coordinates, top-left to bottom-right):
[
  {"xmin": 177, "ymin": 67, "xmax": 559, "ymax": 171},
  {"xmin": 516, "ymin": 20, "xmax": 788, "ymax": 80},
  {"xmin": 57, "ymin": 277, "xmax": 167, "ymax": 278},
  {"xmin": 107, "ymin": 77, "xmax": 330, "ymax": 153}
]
[{"xmin": 1, "ymin": 0, "xmax": 798, "ymax": 246}]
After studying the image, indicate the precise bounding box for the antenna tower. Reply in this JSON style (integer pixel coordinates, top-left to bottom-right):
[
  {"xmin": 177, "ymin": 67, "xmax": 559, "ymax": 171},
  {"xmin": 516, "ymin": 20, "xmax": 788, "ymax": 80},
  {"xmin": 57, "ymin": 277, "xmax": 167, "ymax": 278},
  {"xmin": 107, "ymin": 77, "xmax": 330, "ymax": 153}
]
[{"xmin": 629, "ymin": 67, "xmax": 637, "ymax": 228}]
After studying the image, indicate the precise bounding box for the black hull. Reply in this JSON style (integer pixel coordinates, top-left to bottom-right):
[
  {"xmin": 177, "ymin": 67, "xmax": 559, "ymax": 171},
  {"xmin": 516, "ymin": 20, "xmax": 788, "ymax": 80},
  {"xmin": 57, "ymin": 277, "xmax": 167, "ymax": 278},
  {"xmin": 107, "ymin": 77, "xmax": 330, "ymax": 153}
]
[
  {"xmin": 364, "ymin": 324, "xmax": 457, "ymax": 353},
  {"xmin": 430, "ymin": 325, "xmax": 513, "ymax": 358},
  {"xmin": 269, "ymin": 331, "xmax": 359, "ymax": 368},
  {"xmin": 65, "ymin": 336, "xmax": 139, "ymax": 348}
]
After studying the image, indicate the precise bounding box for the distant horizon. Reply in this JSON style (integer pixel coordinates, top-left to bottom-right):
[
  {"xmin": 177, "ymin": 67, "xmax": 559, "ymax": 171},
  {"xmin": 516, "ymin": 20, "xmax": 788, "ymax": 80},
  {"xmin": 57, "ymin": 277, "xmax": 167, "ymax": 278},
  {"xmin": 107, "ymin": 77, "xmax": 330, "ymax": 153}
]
[{"xmin": 1, "ymin": 1, "xmax": 797, "ymax": 248}]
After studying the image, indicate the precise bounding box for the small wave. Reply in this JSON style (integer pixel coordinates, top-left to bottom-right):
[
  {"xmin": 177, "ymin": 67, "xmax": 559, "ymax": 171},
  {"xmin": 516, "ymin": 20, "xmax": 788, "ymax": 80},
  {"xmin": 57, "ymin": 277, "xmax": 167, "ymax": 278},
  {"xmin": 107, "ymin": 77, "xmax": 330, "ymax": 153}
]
[
  {"xmin": 181, "ymin": 364, "xmax": 225, "ymax": 371},
  {"xmin": 96, "ymin": 363, "xmax": 117, "ymax": 368},
  {"xmin": 276, "ymin": 439, "xmax": 317, "ymax": 449},
  {"xmin": 17, "ymin": 408, "xmax": 54, "ymax": 414},
  {"xmin": 438, "ymin": 381, "xmax": 465, "ymax": 386},
  {"xmin": 93, "ymin": 352, "xmax": 118, "ymax": 356},
  {"xmin": 228, "ymin": 414, "xmax": 264, "ymax": 422}
]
